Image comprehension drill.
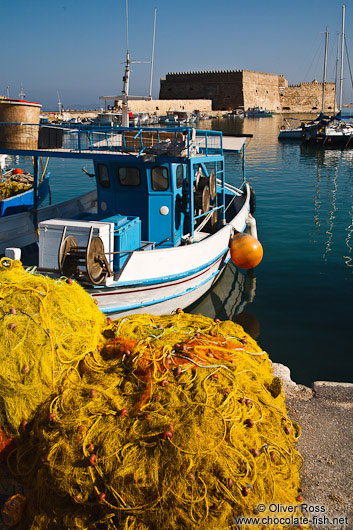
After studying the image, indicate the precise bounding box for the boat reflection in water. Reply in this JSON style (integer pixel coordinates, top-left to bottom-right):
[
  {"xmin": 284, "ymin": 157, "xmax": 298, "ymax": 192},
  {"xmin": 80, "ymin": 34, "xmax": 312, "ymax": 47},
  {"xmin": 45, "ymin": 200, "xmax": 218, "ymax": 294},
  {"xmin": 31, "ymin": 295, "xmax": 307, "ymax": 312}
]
[{"xmin": 186, "ymin": 261, "xmax": 260, "ymax": 339}]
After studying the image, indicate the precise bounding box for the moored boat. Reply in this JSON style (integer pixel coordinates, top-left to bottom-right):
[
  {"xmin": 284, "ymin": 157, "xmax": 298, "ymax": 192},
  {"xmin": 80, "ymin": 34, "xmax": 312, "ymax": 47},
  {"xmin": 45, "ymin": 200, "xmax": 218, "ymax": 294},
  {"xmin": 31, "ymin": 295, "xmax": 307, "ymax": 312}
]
[
  {"xmin": 0, "ymin": 122, "xmax": 261, "ymax": 318},
  {"xmin": 0, "ymin": 166, "xmax": 50, "ymax": 217},
  {"xmin": 245, "ymin": 106, "xmax": 273, "ymax": 117}
]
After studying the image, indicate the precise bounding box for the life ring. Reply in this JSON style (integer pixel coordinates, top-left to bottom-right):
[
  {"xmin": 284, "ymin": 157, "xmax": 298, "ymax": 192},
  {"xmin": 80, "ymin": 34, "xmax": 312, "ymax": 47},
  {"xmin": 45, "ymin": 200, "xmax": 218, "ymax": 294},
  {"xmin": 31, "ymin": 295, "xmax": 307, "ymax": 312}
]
[
  {"xmin": 249, "ymin": 185, "xmax": 256, "ymax": 215},
  {"xmin": 280, "ymin": 125, "xmax": 285, "ymax": 130}
]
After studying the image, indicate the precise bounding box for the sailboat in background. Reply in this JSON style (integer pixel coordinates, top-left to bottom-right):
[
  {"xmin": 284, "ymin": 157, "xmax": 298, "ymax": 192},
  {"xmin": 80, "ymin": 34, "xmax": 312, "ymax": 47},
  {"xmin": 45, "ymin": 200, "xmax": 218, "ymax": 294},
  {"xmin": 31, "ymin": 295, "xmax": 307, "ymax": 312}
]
[
  {"xmin": 278, "ymin": 27, "xmax": 331, "ymax": 141},
  {"xmin": 280, "ymin": 5, "xmax": 353, "ymax": 145},
  {"xmin": 304, "ymin": 5, "xmax": 353, "ymax": 147}
]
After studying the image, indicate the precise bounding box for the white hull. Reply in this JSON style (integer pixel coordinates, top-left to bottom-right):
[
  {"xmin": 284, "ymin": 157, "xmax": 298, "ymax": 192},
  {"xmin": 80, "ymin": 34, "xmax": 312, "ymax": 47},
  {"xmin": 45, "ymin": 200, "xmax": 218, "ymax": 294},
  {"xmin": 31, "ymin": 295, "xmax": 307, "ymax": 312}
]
[
  {"xmin": 88, "ymin": 185, "xmax": 251, "ymax": 317},
  {"xmin": 278, "ymin": 128, "xmax": 302, "ymax": 140},
  {"xmin": 92, "ymin": 259, "xmax": 227, "ymax": 318}
]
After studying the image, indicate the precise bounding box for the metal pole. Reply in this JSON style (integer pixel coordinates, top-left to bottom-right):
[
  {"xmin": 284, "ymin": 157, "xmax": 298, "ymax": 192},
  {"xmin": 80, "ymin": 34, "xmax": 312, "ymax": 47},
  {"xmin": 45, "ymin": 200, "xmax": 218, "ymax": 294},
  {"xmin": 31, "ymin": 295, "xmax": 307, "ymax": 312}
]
[
  {"xmin": 126, "ymin": 0, "xmax": 129, "ymax": 54},
  {"xmin": 33, "ymin": 156, "xmax": 39, "ymax": 235},
  {"xmin": 321, "ymin": 28, "xmax": 328, "ymax": 114},
  {"xmin": 189, "ymin": 160, "xmax": 194, "ymax": 239},
  {"xmin": 121, "ymin": 53, "xmax": 130, "ymax": 127},
  {"xmin": 149, "ymin": 8, "xmax": 157, "ymax": 99},
  {"xmin": 334, "ymin": 33, "xmax": 340, "ymax": 114},
  {"xmin": 339, "ymin": 4, "xmax": 345, "ymax": 111}
]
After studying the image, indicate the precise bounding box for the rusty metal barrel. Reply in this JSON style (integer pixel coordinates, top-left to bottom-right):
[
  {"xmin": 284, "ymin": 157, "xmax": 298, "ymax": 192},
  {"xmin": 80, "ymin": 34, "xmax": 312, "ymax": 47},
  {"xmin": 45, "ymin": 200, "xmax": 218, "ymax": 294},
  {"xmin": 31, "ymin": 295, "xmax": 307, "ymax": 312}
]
[{"xmin": 0, "ymin": 99, "xmax": 41, "ymax": 149}]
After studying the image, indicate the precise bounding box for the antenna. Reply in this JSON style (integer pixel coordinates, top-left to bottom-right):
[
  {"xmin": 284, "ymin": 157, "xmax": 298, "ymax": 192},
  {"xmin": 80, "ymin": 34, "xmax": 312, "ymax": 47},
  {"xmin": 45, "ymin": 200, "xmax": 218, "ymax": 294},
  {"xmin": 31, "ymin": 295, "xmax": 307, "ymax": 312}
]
[
  {"xmin": 126, "ymin": 0, "xmax": 129, "ymax": 54},
  {"xmin": 99, "ymin": 0, "xmax": 155, "ymax": 127},
  {"xmin": 57, "ymin": 91, "xmax": 63, "ymax": 114},
  {"xmin": 18, "ymin": 83, "xmax": 25, "ymax": 99},
  {"xmin": 149, "ymin": 8, "xmax": 157, "ymax": 99}
]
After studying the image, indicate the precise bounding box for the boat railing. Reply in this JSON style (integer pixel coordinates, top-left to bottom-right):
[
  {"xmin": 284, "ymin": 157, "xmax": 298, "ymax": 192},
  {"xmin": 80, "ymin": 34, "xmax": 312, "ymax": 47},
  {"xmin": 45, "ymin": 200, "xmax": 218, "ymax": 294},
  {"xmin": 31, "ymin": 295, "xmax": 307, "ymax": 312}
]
[{"xmin": 0, "ymin": 123, "xmax": 224, "ymax": 158}]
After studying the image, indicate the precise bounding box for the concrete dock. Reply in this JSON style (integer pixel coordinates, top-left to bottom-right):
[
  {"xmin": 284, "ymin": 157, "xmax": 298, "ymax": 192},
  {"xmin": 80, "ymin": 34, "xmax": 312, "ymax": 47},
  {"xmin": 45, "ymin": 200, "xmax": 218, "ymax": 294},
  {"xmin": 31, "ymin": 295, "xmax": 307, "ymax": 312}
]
[{"xmin": 274, "ymin": 364, "xmax": 353, "ymax": 530}]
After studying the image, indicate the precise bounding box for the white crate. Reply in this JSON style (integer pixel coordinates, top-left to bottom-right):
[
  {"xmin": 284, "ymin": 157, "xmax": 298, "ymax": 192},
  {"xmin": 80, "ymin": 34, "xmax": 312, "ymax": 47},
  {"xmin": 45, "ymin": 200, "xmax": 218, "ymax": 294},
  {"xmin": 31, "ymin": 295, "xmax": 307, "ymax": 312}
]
[{"xmin": 38, "ymin": 219, "xmax": 115, "ymax": 273}]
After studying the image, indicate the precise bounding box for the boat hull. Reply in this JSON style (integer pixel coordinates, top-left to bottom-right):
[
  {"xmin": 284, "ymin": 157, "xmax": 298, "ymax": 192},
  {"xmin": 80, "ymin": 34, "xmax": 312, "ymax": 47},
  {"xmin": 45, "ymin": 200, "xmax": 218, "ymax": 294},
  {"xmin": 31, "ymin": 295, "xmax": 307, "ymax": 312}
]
[
  {"xmin": 88, "ymin": 253, "xmax": 230, "ymax": 318},
  {"xmin": 87, "ymin": 184, "xmax": 251, "ymax": 317}
]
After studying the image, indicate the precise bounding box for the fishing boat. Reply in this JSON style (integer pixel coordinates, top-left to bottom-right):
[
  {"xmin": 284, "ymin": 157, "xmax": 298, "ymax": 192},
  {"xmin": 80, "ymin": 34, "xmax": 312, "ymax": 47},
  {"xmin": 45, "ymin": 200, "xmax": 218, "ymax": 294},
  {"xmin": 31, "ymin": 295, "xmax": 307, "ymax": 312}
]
[
  {"xmin": 0, "ymin": 2, "xmax": 261, "ymax": 318},
  {"xmin": 0, "ymin": 122, "xmax": 260, "ymax": 318},
  {"xmin": 245, "ymin": 107, "xmax": 273, "ymax": 117},
  {"xmin": 0, "ymin": 166, "xmax": 50, "ymax": 217}
]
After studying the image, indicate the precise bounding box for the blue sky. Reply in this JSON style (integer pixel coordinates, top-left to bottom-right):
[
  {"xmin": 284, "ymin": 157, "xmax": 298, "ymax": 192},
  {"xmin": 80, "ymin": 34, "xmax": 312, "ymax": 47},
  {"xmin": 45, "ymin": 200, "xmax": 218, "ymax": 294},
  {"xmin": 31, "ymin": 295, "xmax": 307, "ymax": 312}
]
[{"xmin": 1, "ymin": 0, "xmax": 352, "ymax": 109}]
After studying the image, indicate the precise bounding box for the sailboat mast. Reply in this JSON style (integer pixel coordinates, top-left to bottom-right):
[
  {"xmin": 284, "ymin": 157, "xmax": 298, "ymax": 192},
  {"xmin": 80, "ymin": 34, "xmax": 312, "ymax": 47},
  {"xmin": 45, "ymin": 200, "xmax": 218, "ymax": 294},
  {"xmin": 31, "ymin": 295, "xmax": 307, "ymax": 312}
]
[
  {"xmin": 339, "ymin": 4, "xmax": 346, "ymax": 111},
  {"xmin": 321, "ymin": 28, "xmax": 329, "ymax": 114},
  {"xmin": 334, "ymin": 33, "xmax": 340, "ymax": 114}
]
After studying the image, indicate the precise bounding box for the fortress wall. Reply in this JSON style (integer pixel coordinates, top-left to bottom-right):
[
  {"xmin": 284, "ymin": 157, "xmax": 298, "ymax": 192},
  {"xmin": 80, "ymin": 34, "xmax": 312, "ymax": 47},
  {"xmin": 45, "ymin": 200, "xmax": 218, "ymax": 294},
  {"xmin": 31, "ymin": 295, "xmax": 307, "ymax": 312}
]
[
  {"xmin": 160, "ymin": 71, "xmax": 244, "ymax": 110},
  {"xmin": 280, "ymin": 82, "xmax": 336, "ymax": 113},
  {"xmin": 125, "ymin": 99, "xmax": 212, "ymax": 113},
  {"xmin": 242, "ymin": 70, "xmax": 286, "ymax": 112},
  {"xmin": 159, "ymin": 70, "xmax": 336, "ymax": 113}
]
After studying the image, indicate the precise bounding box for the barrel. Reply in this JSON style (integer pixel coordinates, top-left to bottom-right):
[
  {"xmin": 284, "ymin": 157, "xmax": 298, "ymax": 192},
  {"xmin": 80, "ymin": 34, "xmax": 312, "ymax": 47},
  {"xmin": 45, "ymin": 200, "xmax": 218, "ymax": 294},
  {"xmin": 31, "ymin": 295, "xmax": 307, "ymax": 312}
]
[{"xmin": 0, "ymin": 99, "xmax": 42, "ymax": 149}]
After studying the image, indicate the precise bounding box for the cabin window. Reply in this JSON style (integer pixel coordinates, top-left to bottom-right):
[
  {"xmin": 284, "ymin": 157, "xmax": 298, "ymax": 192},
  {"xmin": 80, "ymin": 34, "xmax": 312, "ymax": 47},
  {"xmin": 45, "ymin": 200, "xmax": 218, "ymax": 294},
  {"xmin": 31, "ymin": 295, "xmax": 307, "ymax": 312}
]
[
  {"xmin": 151, "ymin": 166, "xmax": 169, "ymax": 191},
  {"xmin": 176, "ymin": 165, "xmax": 184, "ymax": 188},
  {"xmin": 97, "ymin": 164, "xmax": 110, "ymax": 188},
  {"xmin": 118, "ymin": 167, "xmax": 141, "ymax": 186}
]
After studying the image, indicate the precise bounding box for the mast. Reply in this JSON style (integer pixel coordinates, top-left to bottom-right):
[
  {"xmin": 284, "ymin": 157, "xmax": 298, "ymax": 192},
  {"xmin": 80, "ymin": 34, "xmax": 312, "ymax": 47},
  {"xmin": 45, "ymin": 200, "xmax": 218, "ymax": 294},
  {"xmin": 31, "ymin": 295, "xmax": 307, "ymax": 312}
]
[
  {"xmin": 321, "ymin": 28, "xmax": 329, "ymax": 114},
  {"xmin": 334, "ymin": 33, "xmax": 340, "ymax": 114},
  {"xmin": 339, "ymin": 4, "xmax": 346, "ymax": 111},
  {"xmin": 121, "ymin": 50, "xmax": 131, "ymax": 128}
]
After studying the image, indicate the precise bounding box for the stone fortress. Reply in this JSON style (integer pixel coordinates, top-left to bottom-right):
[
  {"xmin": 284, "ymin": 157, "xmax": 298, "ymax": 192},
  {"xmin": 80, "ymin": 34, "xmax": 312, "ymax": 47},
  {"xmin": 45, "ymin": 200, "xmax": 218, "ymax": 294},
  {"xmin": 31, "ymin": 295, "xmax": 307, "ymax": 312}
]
[{"xmin": 159, "ymin": 69, "xmax": 337, "ymax": 114}]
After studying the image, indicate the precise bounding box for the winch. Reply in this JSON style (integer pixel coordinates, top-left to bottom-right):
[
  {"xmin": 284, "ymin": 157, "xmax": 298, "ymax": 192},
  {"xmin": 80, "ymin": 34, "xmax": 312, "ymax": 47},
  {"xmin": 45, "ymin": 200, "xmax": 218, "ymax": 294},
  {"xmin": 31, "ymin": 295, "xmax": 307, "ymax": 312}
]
[{"xmin": 58, "ymin": 226, "xmax": 112, "ymax": 285}]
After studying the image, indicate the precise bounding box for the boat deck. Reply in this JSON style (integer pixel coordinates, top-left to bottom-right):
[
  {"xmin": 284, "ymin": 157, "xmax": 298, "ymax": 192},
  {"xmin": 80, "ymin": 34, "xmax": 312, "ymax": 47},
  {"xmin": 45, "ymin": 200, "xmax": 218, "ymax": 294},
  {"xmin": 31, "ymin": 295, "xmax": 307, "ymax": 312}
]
[{"xmin": 0, "ymin": 124, "xmax": 229, "ymax": 160}]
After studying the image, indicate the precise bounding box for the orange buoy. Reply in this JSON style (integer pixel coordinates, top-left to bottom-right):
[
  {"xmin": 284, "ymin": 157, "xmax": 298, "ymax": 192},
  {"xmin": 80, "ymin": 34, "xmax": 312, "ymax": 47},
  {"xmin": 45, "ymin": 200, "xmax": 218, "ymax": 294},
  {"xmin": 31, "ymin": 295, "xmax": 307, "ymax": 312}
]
[
  {"xmin": 230, "ymin": 232, "xmax": 263, "ymax": 269},
  {"xmin": 12, "ymin": 168, "xmax": 24, "ymax": 174}
]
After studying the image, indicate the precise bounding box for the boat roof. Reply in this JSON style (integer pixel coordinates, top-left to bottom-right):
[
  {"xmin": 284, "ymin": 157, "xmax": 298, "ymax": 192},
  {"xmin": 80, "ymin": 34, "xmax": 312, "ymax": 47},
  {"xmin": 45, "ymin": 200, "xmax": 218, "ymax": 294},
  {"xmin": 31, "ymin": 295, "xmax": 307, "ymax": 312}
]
[{"xmin": 0, "ymin": 124, "xmax": 249, "ymax": 161}]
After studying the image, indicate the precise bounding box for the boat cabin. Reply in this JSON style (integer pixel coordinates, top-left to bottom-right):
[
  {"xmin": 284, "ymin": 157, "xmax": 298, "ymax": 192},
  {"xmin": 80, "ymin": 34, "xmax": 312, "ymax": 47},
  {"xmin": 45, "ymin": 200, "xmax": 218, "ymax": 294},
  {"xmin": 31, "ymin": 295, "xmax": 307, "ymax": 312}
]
[{"xmin": 0, "ymin": 123, "xmax": 248, "ymax": 282}]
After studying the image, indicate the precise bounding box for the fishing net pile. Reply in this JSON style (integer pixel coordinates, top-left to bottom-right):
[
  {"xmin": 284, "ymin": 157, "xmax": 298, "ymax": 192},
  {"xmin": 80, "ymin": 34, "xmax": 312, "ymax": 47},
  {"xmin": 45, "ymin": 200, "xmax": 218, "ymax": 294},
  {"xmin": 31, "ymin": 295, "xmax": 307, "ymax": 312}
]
[
  {"xmin": 0, "ymin": 170, "xmax": 33, "ymax": 200},
  {"xmin": 8, "ymin": 310, "xmax": 305, "ymax": 530},
  {"xmin": 0, "ymin": 258, "xmax": 105, "ymax": 436}
]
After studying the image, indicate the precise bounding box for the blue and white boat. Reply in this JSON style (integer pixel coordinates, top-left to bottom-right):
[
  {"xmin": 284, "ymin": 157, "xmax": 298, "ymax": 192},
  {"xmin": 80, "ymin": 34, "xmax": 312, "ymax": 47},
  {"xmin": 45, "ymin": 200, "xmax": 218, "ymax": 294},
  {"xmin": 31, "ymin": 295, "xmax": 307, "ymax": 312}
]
[
  {"xmin": 0, "ymin": 167, "xmax": 50, "ymax": 217},
  {"xmin": 0, "ymin": 122, "xmax": 258, "ymax": 318}
]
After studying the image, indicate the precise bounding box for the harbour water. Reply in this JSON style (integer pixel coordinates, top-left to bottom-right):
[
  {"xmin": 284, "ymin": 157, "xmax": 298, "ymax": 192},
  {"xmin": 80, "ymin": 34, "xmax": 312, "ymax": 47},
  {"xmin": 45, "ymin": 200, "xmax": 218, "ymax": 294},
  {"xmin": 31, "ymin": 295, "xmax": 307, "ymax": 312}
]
[{"xmin": 5, "ymin": 115, "xmax": 353, "ymax": 385}]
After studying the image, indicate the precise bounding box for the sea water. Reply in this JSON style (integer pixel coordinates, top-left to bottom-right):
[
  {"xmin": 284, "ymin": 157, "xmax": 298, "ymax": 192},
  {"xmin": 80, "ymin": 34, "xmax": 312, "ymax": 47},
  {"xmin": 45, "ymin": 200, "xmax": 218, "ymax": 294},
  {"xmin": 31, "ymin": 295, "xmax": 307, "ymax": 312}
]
[{"xmin": 5, "ymin": 115, "xmax": 353, "ymax": 385}]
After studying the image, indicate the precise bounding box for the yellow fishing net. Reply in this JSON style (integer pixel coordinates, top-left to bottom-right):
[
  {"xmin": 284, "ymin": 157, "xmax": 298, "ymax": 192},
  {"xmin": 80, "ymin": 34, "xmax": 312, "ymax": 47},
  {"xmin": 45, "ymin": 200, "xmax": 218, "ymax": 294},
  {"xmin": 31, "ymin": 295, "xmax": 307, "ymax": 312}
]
[
  {"xmin": 0, "ymin": 258, "xmax": 105, "ymax": 435},
  {"xmin": 9, "ymin": 311, "xmax": 306, "ymax": 530},
  {"xmin": 0, "ymin": 181, "xmax": 31, "ymax": 200}
]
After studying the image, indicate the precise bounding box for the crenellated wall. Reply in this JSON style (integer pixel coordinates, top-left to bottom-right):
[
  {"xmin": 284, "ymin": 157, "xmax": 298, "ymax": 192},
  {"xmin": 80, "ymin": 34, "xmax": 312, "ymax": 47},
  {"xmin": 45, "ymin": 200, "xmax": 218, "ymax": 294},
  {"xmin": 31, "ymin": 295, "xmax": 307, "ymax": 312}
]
[
  {"xmin": 280, "ymin": 81, "xmax": 336, "ymax": 113},
  {"xmin": 160, "ymin": 70, "xmax": 244, "ymax": 110},
  {"xmin": 159, "ymin": 70, "xmax": 336, "ymax": 113}
]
